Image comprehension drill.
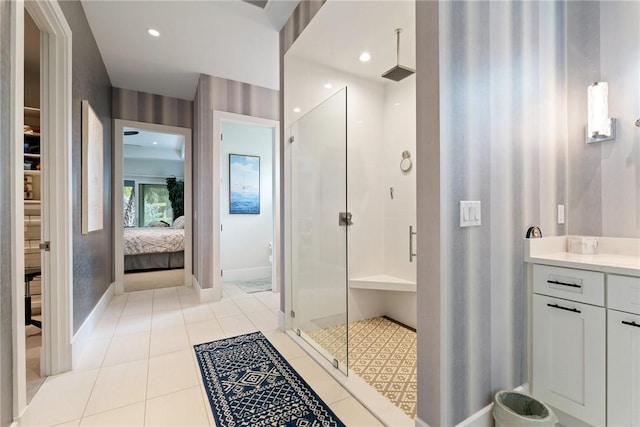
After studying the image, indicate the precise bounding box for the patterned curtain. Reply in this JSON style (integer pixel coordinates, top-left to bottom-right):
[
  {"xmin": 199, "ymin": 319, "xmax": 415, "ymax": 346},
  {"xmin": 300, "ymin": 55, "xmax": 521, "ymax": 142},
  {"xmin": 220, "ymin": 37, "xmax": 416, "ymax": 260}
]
[{"xmin": 124, "ymin": 183, "xmax": 136, "ymax": 227}]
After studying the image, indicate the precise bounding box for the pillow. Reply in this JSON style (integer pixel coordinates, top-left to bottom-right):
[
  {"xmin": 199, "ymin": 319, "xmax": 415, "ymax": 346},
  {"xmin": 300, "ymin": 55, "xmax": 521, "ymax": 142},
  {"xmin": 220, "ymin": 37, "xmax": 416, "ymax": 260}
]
[
  {"xmin": 149, "ymin": 220, "xmax": 170, "ymax": 227},
  {"xmin": 172, "ymin": 216, "xmax": 185, "ymax": 229}
]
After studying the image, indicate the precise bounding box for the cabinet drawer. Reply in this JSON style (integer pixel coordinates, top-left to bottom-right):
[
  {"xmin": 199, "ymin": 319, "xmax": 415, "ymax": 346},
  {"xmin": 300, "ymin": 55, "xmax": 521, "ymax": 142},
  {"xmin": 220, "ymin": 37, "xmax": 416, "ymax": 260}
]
[
  {"xmin": 533, "ymin": 264, "xmax": 604, "ymax": 306},
  {"xmin": 608, "ymin": 274, "xmax": 640, "ymax": 315}
]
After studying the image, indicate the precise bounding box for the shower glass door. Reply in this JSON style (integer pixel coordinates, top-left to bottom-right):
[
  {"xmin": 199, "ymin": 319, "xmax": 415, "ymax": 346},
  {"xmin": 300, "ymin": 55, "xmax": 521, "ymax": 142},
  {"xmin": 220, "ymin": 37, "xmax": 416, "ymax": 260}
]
[{"xmin": 290, "ymin": 88, "xmax": 348, "ymax": 374}]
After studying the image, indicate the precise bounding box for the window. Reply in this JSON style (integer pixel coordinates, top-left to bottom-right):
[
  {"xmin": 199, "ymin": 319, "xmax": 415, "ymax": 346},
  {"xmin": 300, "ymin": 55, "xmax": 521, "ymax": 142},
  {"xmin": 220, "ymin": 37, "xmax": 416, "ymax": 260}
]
[{"xmin": 139, "ymin": 184, "xmax": 173, "ymax": 226}]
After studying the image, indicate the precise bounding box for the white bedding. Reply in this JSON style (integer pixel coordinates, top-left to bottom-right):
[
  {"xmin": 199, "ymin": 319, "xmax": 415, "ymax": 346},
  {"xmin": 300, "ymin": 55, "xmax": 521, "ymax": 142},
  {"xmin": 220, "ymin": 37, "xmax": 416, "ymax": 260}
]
[{"xmin": 124, "ymin": 228, "xmax": 185, "ymax": 256}]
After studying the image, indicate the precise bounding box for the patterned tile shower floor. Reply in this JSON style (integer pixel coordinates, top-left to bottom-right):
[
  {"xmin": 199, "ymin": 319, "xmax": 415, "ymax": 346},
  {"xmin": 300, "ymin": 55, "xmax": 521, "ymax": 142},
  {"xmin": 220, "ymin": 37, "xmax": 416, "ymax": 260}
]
[{"xmin": 306, "ymin": 316, "xmax": 417, "ymax": 419}]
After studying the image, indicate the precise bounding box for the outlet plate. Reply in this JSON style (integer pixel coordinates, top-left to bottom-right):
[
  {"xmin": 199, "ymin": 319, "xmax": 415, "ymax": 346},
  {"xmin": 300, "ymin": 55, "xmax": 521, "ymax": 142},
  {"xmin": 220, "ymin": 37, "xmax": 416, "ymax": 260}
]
[{"xmin": 460, "ymin": 201, "xmax": 481, "ymax": 227}]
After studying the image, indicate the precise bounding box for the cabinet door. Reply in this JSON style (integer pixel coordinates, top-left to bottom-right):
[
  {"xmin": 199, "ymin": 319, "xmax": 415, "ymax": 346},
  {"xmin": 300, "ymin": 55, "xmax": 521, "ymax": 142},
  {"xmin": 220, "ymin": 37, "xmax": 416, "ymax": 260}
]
[
  {"xmin": 532, "ymin": 294, "xmax": 606, "ymax": 426},
  {"xmin": 608, "ymin": 309, "xmax": 640, "ymax": 427}
]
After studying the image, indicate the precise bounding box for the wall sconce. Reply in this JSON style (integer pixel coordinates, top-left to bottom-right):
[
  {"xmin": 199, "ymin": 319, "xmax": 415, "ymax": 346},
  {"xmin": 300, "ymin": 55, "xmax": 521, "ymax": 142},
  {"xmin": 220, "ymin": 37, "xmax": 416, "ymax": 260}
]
[{"xmin": 587, "ymin": 81, "xmax": 616, "ymax": 144}]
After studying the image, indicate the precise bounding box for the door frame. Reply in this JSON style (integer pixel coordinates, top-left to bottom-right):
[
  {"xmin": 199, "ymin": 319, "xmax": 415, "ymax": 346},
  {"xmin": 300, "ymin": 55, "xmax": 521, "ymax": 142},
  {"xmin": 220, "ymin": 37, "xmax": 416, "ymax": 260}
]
[
  {"xmin": 10, "ymin": 0, "xmax": 74, "ymax": 418},
  {"xmin": 113, "ymin": 120, "xmax": 193, "ymax": 293},
  {"xmin": 213, "ymin": 111, "xmax": 280, "ymax": 295}
]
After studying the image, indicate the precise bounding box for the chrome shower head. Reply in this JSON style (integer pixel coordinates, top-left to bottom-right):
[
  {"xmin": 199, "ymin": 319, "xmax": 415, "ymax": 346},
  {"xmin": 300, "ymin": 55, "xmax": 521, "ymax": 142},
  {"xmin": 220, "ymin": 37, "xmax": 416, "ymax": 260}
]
[
  {"xmin": 381, "ymin": 28, "xmax": 415, "ymax": 82},
  {"xmin": 382, "ymin": 64, "xmax": 415, "ymax": 82}
]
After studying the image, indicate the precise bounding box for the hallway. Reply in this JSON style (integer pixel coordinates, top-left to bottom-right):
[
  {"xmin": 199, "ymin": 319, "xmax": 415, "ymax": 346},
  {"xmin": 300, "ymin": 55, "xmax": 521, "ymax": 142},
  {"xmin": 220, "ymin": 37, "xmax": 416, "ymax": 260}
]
[{"xmin": 19, "ymin": 285, "xmax": 381, "ymax": 426}]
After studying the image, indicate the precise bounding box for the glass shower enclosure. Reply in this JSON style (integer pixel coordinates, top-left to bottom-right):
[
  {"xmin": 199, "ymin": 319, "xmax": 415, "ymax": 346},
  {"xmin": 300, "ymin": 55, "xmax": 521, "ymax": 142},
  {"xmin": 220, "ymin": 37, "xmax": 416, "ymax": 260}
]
[{"xmin": 289, "ymin": 88, "xmax": 349, "ymax": 374}]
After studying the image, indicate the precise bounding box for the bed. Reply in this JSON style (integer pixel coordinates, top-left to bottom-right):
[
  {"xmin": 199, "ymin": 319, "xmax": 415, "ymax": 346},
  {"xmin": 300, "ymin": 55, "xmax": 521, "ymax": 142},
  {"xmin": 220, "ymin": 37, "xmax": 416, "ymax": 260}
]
[{"xmin": 124, "ymin": 227, "xmax": 185, "ymax": 273}]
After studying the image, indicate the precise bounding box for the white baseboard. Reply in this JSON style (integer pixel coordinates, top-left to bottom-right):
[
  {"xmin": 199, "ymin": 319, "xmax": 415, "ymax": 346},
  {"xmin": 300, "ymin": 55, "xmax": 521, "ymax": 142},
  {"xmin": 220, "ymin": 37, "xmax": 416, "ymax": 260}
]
[
  {"xmin": 415, "ymin": 417, "xmax": 429, "ymax": 427},
  {"xmin": 278, "ymin": 310, "xmax": 285, "ymax": 331},
  {"xmin": 114, "ymin": 279, "xmax": 124, "ymax": 295},
  {"xmin": 193, "ymin": 275, "xmax": 221, "ymax": 303},
  {"xmin": 455, "ymin": 383, "xmax": 529, "ymax": 427},
  {"xmin": 550, "ymin": 404, "xmax": 592, "ymax": 427},
  {"xmin": 184, "ymin": 272, "xmax": 193, "ymax": 287},
  {"xmin": 71, "ymin": 282, "xmax": 114, "ymax": 368},
  {"xmin": 223, "ymin": 266, "xmax": 271, "ymax": 282},
  {"xmin": 456, "ymin": 402, "xmax": 493, "ymax": 427}
]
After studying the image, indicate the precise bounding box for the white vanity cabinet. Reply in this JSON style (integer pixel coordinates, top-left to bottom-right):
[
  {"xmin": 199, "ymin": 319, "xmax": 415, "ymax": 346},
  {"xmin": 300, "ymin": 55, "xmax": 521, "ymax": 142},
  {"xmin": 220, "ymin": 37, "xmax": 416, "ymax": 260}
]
[
  {"xmin": 607, "ymin": 274, "xmax": 640, "ymax": 427},
  {"xmin": 526, "ymin": 237, "xmax": 640, "ymax": 427},
  {"xmin": 532, "ymin": 265, "xmax": 606, "ymax": 427}
]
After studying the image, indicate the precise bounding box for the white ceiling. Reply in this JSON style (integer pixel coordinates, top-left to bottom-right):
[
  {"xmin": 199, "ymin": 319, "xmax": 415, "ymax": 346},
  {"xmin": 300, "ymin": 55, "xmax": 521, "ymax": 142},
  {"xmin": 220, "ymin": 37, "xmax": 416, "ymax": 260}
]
[
  {"xmin": 123, "ymin": 127, "xmax": 185, "ymax": 161},
  {"xmin": 81, "ymin": 0, "xmax": 300, "ymax": 100},
  {"xmin": 287, "ymin": 0, "xmax": 415, "ymax": 85}
]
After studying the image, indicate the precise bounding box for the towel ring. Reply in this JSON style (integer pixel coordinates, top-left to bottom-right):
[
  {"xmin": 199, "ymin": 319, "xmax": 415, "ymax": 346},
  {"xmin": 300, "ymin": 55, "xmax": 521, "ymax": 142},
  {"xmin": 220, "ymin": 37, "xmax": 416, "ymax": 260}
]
[{"xmin": 400, "ymin": 150, "xmax": 412, "ymax": 173}]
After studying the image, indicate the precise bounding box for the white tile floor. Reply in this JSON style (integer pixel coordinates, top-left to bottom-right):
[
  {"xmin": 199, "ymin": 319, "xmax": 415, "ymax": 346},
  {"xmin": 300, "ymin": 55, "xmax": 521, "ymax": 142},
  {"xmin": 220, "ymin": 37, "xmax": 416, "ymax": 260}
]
[{"xmin": 20, "ymin": 283, "xmax": 383, "ymax": 427}]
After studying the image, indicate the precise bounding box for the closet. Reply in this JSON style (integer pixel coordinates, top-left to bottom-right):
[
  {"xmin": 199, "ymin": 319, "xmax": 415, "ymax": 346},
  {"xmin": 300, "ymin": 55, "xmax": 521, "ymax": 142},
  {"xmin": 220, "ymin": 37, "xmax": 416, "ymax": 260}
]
[
  {"xmin": 24, "ymin": 10, "xmax": 45, "ymax": 402},
  {"xmin": 24, "ymin": 106, "xmax": 41, "ymax": 326}
]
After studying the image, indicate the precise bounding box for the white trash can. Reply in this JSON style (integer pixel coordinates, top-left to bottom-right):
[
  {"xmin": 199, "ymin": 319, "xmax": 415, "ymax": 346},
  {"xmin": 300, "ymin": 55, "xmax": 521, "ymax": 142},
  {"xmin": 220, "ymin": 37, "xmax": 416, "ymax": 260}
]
[{"xmin": 493, "ymin": 391, "xmax": 557, "ymax": 427}]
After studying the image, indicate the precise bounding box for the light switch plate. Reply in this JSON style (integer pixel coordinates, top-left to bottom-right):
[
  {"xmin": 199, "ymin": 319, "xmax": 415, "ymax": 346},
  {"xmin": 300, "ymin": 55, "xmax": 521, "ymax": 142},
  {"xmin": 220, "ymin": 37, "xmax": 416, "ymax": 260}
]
[
  {"xmin": 460, "ymin": 201, "xmax": 481, "ymax": 227},
  {"xmin": 557, "ymin": 204, "xmax": 565, "ymax": 224}
]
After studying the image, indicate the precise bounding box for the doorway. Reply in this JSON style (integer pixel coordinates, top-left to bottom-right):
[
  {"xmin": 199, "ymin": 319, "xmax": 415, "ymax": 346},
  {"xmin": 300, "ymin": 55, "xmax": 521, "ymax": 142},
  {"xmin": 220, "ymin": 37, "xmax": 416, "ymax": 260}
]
[
  {"xmin": 213, "ymin": 112, "xmax": 280, "ymax": 302},
  {"xmin": 220, "ymin": 120, "xmax": 276, "ymax": 297},
  {"xmin": 22, "ymin": 9, "xmax": 44, "ymax": 403},
  {"xmin": 11, "ymin": 0, "xmax": 74, "ymax": 419},
  {"xmin": 114, "ymin": 120, "xmax": 193, "ymax": 294}
]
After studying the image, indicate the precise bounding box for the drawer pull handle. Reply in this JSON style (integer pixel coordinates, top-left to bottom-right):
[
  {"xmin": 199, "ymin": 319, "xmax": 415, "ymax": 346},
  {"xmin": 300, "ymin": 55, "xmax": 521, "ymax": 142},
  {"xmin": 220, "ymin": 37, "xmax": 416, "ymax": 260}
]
[
  {"xmin": 547, "ymin": 303, "xmax": 581, "ymax": 314},
  {"xmin": 622, "ymin": 321, "xmax": 640, "ymax": 328},
  {"xmin": 547, "ymin": 280, "xmax": 581, "ymax": 289}
]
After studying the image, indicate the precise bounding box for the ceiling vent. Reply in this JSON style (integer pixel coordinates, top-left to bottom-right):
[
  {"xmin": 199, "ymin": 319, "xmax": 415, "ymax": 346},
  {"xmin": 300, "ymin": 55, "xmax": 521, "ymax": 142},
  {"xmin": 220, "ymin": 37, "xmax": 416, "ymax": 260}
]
[{"xmin": 242, "ymin": 0, "xmax": 268, "ymax": 9}]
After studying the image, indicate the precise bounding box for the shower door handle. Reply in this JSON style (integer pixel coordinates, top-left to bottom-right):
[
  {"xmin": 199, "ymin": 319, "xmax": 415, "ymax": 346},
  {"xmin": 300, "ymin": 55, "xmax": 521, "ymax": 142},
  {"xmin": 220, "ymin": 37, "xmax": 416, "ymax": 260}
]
[
  {"xmin": 409, "ymin": 226, "xmax": 417, "ymax": 262},
  {"xmin": 339, "ymin": 212, "xmax": 353, "ymax": 226}
]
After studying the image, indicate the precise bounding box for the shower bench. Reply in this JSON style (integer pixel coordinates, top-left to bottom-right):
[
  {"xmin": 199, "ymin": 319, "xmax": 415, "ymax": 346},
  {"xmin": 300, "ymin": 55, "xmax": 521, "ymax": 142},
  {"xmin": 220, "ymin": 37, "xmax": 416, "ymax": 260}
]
[{"xmin": 348, "ymin": 274, "xmax": 416, "ymax": 292}]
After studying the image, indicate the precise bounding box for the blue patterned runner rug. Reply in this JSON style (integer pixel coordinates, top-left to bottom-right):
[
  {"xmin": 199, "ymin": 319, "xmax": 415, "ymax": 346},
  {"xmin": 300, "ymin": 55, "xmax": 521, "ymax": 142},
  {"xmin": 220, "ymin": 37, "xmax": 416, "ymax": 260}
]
[{"xmin": 194, "ymin": 331, "xmax": 346, "ymax": 427}]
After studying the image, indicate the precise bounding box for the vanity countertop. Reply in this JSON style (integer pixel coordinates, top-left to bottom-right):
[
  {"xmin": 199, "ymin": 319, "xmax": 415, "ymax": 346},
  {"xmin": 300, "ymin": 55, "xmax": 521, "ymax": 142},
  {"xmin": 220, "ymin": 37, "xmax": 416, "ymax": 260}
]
[{"xmin": 525, "ymin": 236, "xmax": 640, "ymax": 277}]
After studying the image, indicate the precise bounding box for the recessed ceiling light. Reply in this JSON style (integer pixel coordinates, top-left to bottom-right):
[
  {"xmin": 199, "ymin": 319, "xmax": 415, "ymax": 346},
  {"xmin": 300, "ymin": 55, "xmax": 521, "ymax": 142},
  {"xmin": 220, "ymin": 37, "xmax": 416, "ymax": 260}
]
[
  {"xmin": 324, "ymin": 83, "xmax": 333, "ymax": 89},
  {"xmin": 359, "ymin": 52, "xmax": 372, "ymax": 62},
  {"xmin": 394, "ymin": 102, "xmax": 401, "ymax": 107},
  {"xmin": 147, "ymin": 28, "xmax": 160, "ymax": 37},
  {"xmin": 152, "ymin": 141, "xmax": 158, "ymax": 145},
  {"xmin": 293, "ymin": 107, "xmax": 301, "ymax": 113}
]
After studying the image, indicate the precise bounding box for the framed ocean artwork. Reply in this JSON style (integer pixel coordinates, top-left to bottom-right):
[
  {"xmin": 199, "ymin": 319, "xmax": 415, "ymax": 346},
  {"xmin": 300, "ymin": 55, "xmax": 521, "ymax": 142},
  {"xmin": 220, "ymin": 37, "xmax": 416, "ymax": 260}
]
[{"xmin": 229, "ymin": 154, "xmax": 260, "ymax": 214}]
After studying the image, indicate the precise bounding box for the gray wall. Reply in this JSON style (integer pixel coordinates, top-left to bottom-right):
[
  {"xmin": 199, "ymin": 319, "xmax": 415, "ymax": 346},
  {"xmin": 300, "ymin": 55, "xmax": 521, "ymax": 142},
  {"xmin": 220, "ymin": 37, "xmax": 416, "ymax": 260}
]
[
  {"xmin": 566, "ymin": 2, "xmax": 602, "ymax": 237},
  {"xmin": 599, "ymin": 1, "xmax": 640, "ymax": 237},
  {"xmin": 433, "ymin": 1, "xmax": 571, "ymax": 423},
  {"xmin": 58, "ymin": 1, "xmax": 114, "ymax": 333},
  {"xmin": 0, "ymin": 2, "xmax": 14, "ymax": 425},
  {"xmin": 193, "ymin": 74, "xmax": 278, "ymax": 289},
  {"xmin": 424, "ymin": 1, "xmax": 636, "ymax": 424},
  {"xmin": 112, "ymin": 88, "xmax": 193, "ymax": 129},
  {"xmin": 566, "ymin": 1, "xmax": 639, "ymax": 239}
]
